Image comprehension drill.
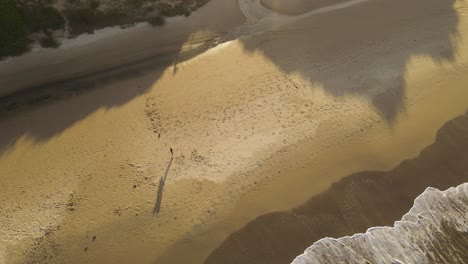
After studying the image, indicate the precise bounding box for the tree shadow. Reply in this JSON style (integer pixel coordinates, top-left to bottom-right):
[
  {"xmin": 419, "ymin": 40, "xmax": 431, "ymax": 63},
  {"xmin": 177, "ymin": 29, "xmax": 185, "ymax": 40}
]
[
  {"xmin": 204, "ymin": 111, "xmax": 468, "ymax": 264},
  {"xmin": 237, "ymin": 0, "xmax": 459, "ymax": 122},
  {"xmin": 0, "ymin": 0, "xmax": 460, "ymax": 157},
  {"xmin": 0, "ymin": 0, "xmax": 243, "ymax": 156}
]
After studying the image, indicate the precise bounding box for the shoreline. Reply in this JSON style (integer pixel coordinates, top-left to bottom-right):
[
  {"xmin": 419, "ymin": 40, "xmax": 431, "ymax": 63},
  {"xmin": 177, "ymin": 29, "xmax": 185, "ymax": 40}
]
[
  {"xmin": 293, "ymin": 182, "xmax": 468, "ymax": 263},
  {"xmin": 205, "ymin": 105, "xmax": 468, "ymax": 264},
  {"xmin": 162, "ymin": 68, "xmax": 468, "ymax": 263}
]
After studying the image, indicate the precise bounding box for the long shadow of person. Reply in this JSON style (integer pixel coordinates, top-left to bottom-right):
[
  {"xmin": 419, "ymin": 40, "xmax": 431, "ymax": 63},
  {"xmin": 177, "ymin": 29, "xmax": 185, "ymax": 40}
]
[{"xmin": 153, "ymin": 156, "xmax": 174, "ymax": 215}]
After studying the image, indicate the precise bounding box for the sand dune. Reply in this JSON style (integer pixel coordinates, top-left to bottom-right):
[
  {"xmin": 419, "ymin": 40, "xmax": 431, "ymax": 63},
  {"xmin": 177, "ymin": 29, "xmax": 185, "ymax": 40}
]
[{"xmin": 1, "ymin": 0, "xmax": 468, "ymax": 263}]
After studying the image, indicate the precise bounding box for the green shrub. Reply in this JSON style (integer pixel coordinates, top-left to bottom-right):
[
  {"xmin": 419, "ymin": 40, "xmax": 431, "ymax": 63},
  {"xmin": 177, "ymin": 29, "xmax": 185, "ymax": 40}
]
[
  {"xmin": 125, "ymin": 0, "xmax": 144, "ymax": 8},
  {"xmin": 39, "ymin": 34, "xmax": 60, "ymax": 48},
  {"xmin": 18, "ymin": 3, "xmax": 65, "ymax": 33},
  {"xmin": 0, "ymin": 0, "xmax": 30, "ymax": 58},
  {"xmin": 65, "ymin": 4, "xmax": 135, "ymax": 36},
  {"xmin": 64, "ymin": 6, "xmax": 98, "ymax": 35},
  {"xmin": 157, "ymin": 2, "xmax": 190, "ymax": 17},
  {"xmin": 88, "ymin": 0, "xmax": 100, "ymax": 9},
  {"xmin": 147, "ymin": 15, "xmax": 165, "ymax": 26},
  {"xmin": 0, "ymin": 0, "xmax": 211, "ymax": 58}
]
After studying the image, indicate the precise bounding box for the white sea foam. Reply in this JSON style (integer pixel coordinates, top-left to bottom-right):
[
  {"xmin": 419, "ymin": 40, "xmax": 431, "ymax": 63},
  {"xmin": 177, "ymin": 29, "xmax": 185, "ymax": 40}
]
[{"xmin": 292, "ymin": 183, "xmax": 468, "ymax": 264}]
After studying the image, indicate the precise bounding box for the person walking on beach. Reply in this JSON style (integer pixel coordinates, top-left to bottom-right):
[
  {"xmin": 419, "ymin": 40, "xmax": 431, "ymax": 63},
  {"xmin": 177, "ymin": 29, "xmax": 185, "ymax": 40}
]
[{"xmin": 169, "ymin": 148, "xmax": 173, "ymax": 156}]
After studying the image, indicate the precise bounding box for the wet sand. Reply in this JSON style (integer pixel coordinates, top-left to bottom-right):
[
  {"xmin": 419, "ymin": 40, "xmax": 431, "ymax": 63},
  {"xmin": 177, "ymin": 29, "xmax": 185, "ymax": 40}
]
[
  {"xmin": 1, "ymin": 0, "xmax": 468, "ymax": 263},
  {"xmin": 206, "ymin": 111, "xmax": 468, "ymax": 264},
  {"xmin": 294, "ymin": 182, "xmax": 468, "ymax": 263}
]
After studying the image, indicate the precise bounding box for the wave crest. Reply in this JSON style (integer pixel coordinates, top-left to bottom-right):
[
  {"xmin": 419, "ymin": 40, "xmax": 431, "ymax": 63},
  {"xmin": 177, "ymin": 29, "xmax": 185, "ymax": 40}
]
[{"xmin": 292, "ymin": 183, "xmax": 468, "ymax": 264}]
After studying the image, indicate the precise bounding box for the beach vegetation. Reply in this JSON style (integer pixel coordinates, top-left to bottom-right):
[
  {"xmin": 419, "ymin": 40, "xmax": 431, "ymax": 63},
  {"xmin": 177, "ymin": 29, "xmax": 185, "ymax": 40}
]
[
  {"xmin": 39, "ymin": 33, "xmax": 60, "ymax": 48},
  {"xmin": 0, "ymin": 0, "xmax": 30, "ymax": 58},
  {"xmin": 0, "ymin": 0, "xmax": 65, "ymax": 58},
  {"xmin": 18, "ymin": 1, "xmax": 65, "ymax": 33},
  {"xmin": 1, "ymin": 0, "xmax": 212, "ymax": 58},
  {"xmin": 147, "ymin": 15, "xmax": 165, "ymax": 26}
]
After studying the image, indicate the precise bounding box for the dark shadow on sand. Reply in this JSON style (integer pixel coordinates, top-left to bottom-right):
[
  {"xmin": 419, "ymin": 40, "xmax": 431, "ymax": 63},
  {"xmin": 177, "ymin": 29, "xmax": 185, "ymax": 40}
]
[
  {"xmin": 238, "ymin": 0, "xmax": 459, "ymax": 122},
  {"xmin": 153, "ymin": 157, "xmax": 173, "ymax": 215},
  {"xmin": 0, "ymin": 0, "xmax": 238, "ymax": 156},
  {"xmin": 204, "ymin": 112, "xmax": 468, "ymax": 264},
  {"xmin": 0, "ymin": 0, "xmax": 460, "ymax": 157}
]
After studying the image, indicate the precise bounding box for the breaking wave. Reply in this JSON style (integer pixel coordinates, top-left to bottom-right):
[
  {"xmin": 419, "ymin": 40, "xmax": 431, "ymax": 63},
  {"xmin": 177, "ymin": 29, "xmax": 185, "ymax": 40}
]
[{"xmin": 292, "ymin": 183, "xmax": 468, "ymax": 264}]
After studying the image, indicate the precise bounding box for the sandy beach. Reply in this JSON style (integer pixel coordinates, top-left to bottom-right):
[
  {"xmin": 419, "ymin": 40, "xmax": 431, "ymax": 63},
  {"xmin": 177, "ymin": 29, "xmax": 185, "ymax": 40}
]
[{"xmin": 1, "ymin": 0, "xmax": 468, "ymax": 263}]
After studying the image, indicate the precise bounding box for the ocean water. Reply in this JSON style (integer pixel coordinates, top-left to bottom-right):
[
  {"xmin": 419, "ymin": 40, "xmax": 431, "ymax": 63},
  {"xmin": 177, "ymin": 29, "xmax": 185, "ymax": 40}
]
[{"xmin": 292, "ymin": 183, "xmax": 468, "ymax": 264}]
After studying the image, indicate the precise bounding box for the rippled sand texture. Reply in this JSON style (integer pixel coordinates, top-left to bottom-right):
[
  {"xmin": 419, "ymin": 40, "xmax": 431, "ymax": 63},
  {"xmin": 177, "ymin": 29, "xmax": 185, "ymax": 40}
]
[{"xmin": 293, "ymin": 183, "xmax": 468, "ymax": 264}]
